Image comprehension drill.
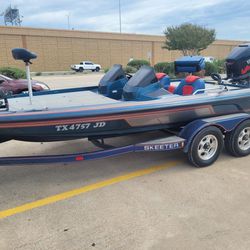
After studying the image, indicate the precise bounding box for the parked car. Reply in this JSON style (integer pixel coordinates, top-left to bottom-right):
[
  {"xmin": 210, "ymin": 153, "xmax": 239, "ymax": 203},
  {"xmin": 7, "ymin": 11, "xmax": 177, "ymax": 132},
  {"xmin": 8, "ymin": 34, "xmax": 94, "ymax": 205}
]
[
  {"xmin": 203, "ymin": 56, "xmax": 215, "ymax": 63},
  {"xmin": 71, "ymin": 61, "xmax": 101, "ymax": 72},
  {"xmin": 0, "ymin": 74, "xmax": 50, "ymax": 97}
]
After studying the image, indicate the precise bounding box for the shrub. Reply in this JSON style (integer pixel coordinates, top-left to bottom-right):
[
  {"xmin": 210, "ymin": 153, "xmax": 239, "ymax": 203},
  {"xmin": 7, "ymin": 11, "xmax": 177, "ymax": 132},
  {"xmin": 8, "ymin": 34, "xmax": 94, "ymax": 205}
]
[
  {"xmin": 0, "ymin": 67, "xmax": 26, "ymax": 79},
  {"xmin": 124, "ymin": 65, "xmax": 137, "ymax": 74},
  {"xmin": 193, "ymin": 70, "xmax": 205, "ymax": 78},
  {"xmin": 213, "ymin": 59, "xmax": 226, "ymax": 74},
  {"xmin": 154, "ymin": 62, "xmax": 175, "ymax": 76},
  {"xmin": 104, "ymin": 68, "xmax": 110, "ymax": 73},
  {"xmin": 127, "ymin": 59, "xmax": 150, "ymax": 70},
  {"xmin": 205, "ymin": 62, "xmax": 218, "ymax": 76}
]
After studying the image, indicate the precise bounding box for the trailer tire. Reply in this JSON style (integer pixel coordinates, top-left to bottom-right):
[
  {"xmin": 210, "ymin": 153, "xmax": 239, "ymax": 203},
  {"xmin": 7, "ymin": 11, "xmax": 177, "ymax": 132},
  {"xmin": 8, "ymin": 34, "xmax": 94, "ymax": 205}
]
[
  {"xmin": 188, "ymin": 126, "xmax": 223, "ymax": 167},
  {"xmin": 225, "ymin": 120, "xmax": 250, "ymax": 157}
]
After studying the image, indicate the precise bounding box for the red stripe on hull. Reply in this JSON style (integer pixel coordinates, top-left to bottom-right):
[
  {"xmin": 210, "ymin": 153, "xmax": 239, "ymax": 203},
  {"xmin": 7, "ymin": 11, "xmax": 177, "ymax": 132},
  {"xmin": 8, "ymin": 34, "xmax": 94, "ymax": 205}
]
[{"xmin": 0, "ymin": 105, "xmax": 214, "ymax": 129}]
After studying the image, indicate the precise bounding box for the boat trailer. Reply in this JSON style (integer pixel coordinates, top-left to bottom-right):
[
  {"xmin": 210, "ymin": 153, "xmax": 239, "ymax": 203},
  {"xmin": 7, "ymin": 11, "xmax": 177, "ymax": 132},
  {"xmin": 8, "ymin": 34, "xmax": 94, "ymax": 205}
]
[{"xmin": 1, "ymin": 113, "xmax": 250, "ymax": 167}]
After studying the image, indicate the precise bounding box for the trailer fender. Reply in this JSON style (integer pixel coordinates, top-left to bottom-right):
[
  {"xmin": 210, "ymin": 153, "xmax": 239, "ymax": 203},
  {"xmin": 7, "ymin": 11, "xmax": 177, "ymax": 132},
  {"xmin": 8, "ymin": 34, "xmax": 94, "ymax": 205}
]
[{"xmin": 179, "ymin": 113, "xmax": 250, "ymax": 153}]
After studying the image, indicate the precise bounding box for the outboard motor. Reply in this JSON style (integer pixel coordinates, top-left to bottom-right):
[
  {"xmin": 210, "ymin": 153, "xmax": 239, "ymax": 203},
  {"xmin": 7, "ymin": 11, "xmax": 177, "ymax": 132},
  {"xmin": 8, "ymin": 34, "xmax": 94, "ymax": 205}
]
[
  {"xmin": 98, "ymin": 64, "xmax": 128, "ymax": 100},
  {"xmin": 225, "ymin": 44, "xmax": 250, "ymax": 82},
  {"xmin": 123, "ymin": 66, "xmax": 166, "ymax": 101}
]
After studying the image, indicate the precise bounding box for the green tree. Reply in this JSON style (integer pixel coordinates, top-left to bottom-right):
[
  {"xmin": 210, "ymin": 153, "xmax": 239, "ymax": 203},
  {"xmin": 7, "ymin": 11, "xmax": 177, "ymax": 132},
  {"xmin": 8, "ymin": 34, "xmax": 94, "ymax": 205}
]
[{"xmin": 163, "ymin": 23, "xmax": 216, "ymax": 56}]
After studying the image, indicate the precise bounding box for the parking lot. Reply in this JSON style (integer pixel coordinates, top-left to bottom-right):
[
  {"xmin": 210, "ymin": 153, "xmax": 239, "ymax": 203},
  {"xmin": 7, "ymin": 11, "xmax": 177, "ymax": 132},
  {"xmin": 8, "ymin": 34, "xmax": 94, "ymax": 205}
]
[{"xmin": 0, "ymin": 73, "xmax": 250, "ymax": 250}]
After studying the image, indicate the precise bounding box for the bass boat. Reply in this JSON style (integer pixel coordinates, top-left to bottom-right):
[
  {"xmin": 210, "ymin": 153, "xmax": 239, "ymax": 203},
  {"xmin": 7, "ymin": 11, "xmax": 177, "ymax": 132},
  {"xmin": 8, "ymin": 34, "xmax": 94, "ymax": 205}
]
[{"xmin": 0, "ymin": 45, "xmax": 250, "ymax": 143}]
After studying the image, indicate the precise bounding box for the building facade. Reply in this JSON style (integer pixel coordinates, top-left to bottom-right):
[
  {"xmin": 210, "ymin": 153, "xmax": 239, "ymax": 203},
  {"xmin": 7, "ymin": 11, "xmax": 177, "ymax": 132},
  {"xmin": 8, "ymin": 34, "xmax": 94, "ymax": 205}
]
[{"xmin": 0, "ymin": 26, "xmax": 246, "ymax": 72}]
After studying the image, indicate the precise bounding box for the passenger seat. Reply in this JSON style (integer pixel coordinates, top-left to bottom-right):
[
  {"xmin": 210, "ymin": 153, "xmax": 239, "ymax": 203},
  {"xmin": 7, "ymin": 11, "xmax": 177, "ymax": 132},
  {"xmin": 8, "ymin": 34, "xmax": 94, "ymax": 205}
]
[{"xmin": 174, "ymin": 75, "xmax": 205, "ymax": 96}]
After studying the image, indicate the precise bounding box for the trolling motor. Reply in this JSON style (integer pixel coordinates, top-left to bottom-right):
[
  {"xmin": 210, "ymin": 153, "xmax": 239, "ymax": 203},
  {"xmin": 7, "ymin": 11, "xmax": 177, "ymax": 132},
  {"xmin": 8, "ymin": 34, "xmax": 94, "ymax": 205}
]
[{"xmin": 12, "ymin": 48, "xmax": 37, "ymax": 104}]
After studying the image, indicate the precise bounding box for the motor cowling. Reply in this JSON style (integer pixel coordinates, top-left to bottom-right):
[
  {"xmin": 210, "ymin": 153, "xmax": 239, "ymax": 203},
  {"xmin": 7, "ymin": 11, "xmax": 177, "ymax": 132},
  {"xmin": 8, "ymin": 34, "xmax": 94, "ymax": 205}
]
[{"xmin": 226, "ymin": 44, "xmax": 250, "ymax": 80}]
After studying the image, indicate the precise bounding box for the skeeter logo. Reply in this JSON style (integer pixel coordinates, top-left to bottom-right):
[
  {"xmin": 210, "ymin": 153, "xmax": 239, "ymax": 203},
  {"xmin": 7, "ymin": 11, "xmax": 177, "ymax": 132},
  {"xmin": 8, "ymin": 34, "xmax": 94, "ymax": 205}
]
[
  {"xmin": 144, "ymin": 143, "xmax": 182, "ymax": 151},
  {"xmin": 55, "ymin": 122, "xmax": 106, "ymax": 132}
]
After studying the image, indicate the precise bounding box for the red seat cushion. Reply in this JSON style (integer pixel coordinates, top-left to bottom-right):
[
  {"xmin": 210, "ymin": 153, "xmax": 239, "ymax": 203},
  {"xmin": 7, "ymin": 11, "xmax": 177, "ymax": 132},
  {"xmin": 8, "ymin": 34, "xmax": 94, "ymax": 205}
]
[
  {"xmin": 185, "ymin": 75, "xmax": 200, "ymax": 83},
  {"xmin": 168, "ymin": 85, "xmax": 176, "ymax": 93},
  {"xmin": 156, "ymin": 73, "xmax": 166, "ymax": 80},
  {"xmin": 182, "ymin": 85, "xmax": 194, "ymax": 95},
  {"xmin": 174, "ymin": 75, "xmax": 204, "ymax": 96}
]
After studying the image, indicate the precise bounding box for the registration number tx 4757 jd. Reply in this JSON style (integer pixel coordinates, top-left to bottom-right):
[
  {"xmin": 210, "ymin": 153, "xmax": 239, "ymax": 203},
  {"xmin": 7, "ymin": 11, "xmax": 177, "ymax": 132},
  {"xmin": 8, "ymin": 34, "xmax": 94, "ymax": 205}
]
[{"xmin": 55, "ymin": 122, "xmax": 106, "ymax": 132}]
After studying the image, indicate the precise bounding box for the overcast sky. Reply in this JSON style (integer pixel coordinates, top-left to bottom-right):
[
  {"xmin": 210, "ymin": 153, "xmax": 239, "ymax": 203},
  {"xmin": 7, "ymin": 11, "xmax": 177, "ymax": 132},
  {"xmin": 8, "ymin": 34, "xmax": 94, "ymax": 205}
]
[{"xmin": 0, "ymin": 0, "xmax": 250, "ymax": 40}]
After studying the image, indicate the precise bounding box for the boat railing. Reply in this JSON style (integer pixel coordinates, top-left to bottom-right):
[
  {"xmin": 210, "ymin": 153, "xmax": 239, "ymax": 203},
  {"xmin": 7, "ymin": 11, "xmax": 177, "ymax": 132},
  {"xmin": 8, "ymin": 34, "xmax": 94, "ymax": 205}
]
[{"xmin": 193, "ymin": 86, "xmax": 228, "ymax": 95}]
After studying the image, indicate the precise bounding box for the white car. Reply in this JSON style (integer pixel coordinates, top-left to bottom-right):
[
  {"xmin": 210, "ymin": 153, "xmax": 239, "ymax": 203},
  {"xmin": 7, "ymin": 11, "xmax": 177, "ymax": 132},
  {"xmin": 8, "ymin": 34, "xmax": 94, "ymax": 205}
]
[
  {"xmin": 203, "ymin": 57, "xmax": 215, "ymax": 63},
  {"xmin": 71, "ymin": 61, "xmax": 101, "ymax": 72}
]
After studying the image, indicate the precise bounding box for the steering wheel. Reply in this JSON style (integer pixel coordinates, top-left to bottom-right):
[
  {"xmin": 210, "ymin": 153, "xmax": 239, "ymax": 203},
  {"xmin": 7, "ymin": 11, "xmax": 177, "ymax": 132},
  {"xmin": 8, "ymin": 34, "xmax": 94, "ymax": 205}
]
[
  {"xmin": 126, "ymin": 73, "xmax": 133, "ymax": 79},
  {"xmin": 211, "ymin": 73, "xmax": 222, "ymax": 84}
]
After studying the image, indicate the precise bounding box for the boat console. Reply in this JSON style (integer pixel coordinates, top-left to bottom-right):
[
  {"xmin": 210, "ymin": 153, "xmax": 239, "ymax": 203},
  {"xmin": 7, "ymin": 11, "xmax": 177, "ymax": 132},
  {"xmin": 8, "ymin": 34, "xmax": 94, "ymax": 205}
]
[
  {"xmin": 123, "ymin": 66, "xmax": 169, "ymax": 101},
  {"xmin": 98, "ymin": 64, "xmax": 128, "ymax": 99}
]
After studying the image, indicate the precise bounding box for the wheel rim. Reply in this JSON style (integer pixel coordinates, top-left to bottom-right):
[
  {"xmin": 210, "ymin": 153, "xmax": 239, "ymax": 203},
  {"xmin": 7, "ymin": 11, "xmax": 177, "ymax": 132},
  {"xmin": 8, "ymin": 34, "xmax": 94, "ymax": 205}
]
[
  {"xmin": 198, "ymin": 135, "xmax": 218, "ymax": 161},
  {"xmin": 238, "ymin": 127, "xmax": 250, "ymax": 151}
]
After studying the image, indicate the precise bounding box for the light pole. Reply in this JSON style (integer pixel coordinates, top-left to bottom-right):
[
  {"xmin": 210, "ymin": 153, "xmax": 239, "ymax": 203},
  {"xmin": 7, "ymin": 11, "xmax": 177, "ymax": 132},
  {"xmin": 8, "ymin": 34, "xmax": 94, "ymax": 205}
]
[
  {"xmin": 66, "ymin": 13, "xmax": 70, "ymax": 30},
  {"xmin": 118, "ymin": 0, "xmax": 121, "ymax": 33}
]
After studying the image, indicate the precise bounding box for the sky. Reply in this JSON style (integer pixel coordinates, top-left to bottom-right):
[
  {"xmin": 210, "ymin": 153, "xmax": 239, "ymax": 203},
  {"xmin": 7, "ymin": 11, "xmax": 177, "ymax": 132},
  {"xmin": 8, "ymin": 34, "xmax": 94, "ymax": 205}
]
[{"xmin": 0, "ymin": 0, "xmax": 250, "ymax": 40}]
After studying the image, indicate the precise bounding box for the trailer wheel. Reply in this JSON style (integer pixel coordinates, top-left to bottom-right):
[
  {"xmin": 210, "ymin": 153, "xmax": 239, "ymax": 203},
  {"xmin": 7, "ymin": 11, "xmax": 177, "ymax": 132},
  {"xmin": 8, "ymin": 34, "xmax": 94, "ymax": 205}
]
[
  {"xmin": 188, "ymin": 126, "xmax": 223, "ymax": 167},
  {"xmin": 225, "ymin": 120, "xmax": 250, "ymax": 157}
]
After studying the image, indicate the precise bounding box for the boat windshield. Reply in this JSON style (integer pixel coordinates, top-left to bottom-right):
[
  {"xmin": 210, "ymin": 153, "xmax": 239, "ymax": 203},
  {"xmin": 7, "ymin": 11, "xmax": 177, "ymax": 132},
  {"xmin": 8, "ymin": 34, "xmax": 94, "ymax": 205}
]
[
  {"xmin": 99, "ymin": 64, "xmax": 125, "ymax": 83},
  {"xmin": 125, "ymin": 66, "xmax": 158, "ymax": 87}
]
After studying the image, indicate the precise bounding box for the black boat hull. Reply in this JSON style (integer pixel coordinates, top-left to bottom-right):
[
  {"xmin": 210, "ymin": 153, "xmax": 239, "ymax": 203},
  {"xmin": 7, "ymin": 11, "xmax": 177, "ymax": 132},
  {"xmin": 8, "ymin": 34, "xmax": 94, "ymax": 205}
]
[{"xmin": 1, "ymin": 95, "xmax": 250, "ymax": 142}]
